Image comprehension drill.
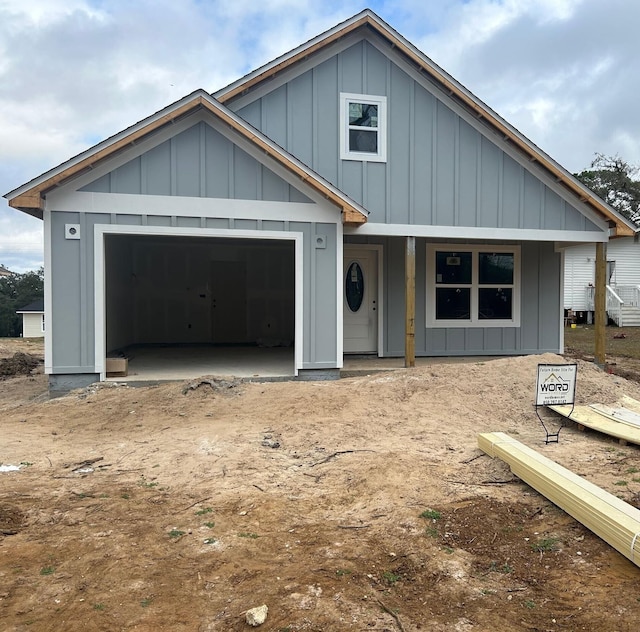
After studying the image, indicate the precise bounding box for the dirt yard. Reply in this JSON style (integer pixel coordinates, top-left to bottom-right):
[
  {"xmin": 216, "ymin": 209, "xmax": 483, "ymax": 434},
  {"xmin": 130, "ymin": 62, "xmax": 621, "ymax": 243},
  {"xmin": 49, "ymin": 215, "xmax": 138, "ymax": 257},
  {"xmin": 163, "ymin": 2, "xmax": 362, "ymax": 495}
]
[{"xmin": 1, "ymin": 339, "xmax": 640, "ymax": 631}]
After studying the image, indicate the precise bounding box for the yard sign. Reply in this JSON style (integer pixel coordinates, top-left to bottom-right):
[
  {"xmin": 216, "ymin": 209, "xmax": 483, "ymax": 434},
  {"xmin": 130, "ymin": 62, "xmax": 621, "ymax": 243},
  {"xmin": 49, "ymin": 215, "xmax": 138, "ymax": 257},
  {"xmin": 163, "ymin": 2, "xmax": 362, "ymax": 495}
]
[
  {"xmin": 536, "ymin": 364, "xmax": 577, "ymax": 406},
  {"xmin": 535, "ymin": 363, "xmax": 577, "ymax": 443}
]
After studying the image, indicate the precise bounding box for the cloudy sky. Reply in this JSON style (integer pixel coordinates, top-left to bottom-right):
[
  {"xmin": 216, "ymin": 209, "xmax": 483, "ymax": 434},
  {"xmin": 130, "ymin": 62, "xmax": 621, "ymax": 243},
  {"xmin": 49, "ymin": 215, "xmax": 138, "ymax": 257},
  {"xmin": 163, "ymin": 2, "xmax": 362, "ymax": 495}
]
[{"xmin": 2, "ymin": 0, "xmax": 639, "ymax": 272}]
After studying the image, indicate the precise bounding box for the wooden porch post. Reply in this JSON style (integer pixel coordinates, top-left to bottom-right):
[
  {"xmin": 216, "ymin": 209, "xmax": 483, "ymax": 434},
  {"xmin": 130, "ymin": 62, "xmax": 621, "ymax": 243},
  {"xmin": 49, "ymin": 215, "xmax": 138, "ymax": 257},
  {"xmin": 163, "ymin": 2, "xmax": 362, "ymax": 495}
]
[
  {"xmin": 594, "ymin": 241, "xmax": 607, "ymax": 367},
  {"xmin": 405, "ymin": 236, "xmax": 416, "ymax": 368}
]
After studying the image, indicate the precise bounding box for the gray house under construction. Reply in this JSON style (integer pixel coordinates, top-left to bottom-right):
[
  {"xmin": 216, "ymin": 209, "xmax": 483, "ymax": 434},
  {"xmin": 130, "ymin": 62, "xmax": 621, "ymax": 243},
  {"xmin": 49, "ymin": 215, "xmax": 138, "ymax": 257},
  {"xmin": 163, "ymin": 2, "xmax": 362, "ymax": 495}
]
[{"xmin": 5, "ymin": 9, "xmax": 634, "ymax": 391}]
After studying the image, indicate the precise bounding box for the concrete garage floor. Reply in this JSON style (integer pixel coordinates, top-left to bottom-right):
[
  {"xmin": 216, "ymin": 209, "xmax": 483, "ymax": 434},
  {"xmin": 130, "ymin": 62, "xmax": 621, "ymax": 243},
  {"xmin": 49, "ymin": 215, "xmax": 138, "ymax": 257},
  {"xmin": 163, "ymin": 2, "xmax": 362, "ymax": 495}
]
[
  {"xmin": 107, "ymin": 345, "xmax": 496, "ymax": 383},
  {"xmin": 108, "ymin": 345, "xmax": 295, "ymax": 382}
]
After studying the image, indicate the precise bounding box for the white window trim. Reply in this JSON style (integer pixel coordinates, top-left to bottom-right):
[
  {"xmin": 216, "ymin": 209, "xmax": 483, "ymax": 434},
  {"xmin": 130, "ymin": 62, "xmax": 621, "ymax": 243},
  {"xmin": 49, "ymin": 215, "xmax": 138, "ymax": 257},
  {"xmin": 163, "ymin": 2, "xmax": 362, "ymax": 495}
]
[
  {"xmin": 339, "ymin": 93, "xmax": 387, "ymax": 162},
  {"xmin": 426, "ymin": 244, "xmax": 521, "ymax": 328}
]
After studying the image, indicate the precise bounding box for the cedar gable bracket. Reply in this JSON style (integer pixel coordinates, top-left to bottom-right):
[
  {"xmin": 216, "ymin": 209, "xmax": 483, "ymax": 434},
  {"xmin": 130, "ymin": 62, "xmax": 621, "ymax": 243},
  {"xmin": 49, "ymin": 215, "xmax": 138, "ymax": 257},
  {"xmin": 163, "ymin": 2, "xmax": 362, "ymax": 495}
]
[
  {"xmin": 9, "ymin": 193, "xmax": 44, "ymax": 218},
  {"xmin": 342, "ymin": 205, "xmax": 367, "ymax": 226}
]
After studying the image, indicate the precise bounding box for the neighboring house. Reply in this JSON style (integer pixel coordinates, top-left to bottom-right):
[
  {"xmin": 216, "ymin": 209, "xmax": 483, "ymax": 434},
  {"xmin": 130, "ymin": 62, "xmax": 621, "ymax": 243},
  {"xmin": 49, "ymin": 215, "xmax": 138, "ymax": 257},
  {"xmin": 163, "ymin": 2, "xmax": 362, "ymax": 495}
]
[
  {"xmin": 564, "ymin": 235, "xmax": 640, "ymax": 326},
  {"xmin": 0, "ymin": 265, "xmax": 14, "ymax": 277},
  {"xmin": 4, "ymin": 9, "xmax": 636, "ymax": 392},
  {"xmin": 16, "ymin": 298, "xmax": 45, "ymax": 338}
]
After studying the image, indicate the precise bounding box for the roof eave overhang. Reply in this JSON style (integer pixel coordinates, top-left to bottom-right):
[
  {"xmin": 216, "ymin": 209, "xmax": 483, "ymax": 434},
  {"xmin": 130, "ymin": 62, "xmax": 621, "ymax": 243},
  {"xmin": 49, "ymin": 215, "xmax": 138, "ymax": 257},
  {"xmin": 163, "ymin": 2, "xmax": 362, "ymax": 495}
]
[
  {"xmin": 8, "ymin": 194, "xmax": 44, "ymax": 219},
  {"xmin": 216, "ymin": 9, "xmax": 634, "ymax": 238},
  {"xmin": 4, "ymin": 91, "xmax": 367, "ymax": 226}
]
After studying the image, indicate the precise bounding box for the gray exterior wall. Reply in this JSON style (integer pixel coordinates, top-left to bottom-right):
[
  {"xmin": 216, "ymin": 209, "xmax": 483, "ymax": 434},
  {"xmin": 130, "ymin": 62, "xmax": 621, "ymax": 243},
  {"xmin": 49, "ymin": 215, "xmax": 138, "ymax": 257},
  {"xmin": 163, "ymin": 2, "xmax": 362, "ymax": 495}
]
[
  {"xmin": 231, "ymin": 38, "xmax": 600, "ymax": 233},
  {"xmin": 48, "ymin": 210, "xmax": 338, "ymax": 374},
  {"xmin": 346, "ymin": 236, "xmax": 561, "ymax": 356},
  {"xmin": 44, "ymin": 31, "xmax": 592, "ymax": 373},
  {"xmin": 81, "ymin": 120, "xmax": 312, "ymax": 204}
]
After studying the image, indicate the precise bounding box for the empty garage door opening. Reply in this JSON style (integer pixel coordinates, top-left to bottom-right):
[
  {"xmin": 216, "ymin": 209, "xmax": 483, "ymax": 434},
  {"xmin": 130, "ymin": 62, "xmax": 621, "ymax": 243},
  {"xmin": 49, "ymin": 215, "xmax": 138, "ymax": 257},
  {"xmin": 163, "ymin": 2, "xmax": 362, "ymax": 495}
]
[{"xmin": 104, "ymin": 234, "xmax": 296, "ymax": 379}]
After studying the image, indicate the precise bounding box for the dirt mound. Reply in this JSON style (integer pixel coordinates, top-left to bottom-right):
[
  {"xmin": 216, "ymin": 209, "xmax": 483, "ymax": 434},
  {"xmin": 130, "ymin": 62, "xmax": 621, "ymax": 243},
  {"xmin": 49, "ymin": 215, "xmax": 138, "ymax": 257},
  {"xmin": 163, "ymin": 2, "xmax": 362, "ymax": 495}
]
[
  {"xmin": 0, "ymin": 352, "xmax": 41, "ymax": 378},
  {"xmin": 2, "ymin": 353, "xmax": 640, "ymax": 630}
]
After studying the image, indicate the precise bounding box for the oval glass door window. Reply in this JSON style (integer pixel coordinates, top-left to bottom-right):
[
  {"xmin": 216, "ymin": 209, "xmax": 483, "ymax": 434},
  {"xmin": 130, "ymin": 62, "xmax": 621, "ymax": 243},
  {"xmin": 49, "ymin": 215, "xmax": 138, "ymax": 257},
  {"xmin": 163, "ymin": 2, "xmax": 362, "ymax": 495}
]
[{"xmin": 346, "ymin": 262, "xmax": 365, "ymax": 312}]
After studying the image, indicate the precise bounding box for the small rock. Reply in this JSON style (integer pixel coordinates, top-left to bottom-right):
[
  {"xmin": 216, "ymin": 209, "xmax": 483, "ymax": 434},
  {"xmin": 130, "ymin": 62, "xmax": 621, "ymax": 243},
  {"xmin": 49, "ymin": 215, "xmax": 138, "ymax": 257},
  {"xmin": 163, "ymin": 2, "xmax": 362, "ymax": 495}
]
[{"xmin": 245, "ymin": 604, "xmax": 268, "ymax": 626}]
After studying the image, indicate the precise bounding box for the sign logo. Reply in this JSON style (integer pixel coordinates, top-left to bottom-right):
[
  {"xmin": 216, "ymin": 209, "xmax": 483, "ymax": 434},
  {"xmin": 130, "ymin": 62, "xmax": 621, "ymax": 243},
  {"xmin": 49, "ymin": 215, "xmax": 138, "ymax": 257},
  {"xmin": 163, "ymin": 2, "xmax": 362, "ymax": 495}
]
[
  {"xmin": 536, "ymin": 364, "xmax": 577, "ymax": 406},
  {"xmin": 540, "ymin": 373, "xmax": 570, "ymax": 393}
]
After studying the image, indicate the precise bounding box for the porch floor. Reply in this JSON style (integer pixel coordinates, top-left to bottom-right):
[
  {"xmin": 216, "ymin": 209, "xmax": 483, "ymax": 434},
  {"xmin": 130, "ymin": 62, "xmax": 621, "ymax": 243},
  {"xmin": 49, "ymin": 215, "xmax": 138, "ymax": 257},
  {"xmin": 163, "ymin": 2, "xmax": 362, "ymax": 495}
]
[{"xmin": 106, "ymin": 345, "xmax": 499, "ymax": 383}]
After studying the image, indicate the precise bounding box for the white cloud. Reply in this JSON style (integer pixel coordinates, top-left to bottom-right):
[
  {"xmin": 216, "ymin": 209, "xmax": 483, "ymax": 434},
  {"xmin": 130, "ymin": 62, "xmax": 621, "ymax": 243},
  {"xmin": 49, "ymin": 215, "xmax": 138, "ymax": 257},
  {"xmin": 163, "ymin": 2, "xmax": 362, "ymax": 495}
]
[
  {"xmin": 3, "ymin": 0, "xmax": 640, "ymax": 270},
  {"xmin": 0, "ymin": 215, "xmax": 43, "ymax": 273},
  {"xmin": 413, "ymin": 0, "xmax": 640, "ymax": 171},
  {"xmin": 0, "ymin": 0, "xmax": 103, "ymax": 23}
]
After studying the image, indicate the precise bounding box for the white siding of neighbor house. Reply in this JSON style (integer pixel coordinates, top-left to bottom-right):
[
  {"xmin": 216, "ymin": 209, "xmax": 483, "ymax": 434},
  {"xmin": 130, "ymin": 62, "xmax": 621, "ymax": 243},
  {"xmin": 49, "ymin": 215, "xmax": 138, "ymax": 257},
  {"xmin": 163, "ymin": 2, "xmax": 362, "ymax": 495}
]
[
  {"xmin": 564, "ymin": 237, "xmax": 640, "ymax": 311},
  {"xmin": 21, "ymin": 312, "xmax": 44, "ymax": 338}
]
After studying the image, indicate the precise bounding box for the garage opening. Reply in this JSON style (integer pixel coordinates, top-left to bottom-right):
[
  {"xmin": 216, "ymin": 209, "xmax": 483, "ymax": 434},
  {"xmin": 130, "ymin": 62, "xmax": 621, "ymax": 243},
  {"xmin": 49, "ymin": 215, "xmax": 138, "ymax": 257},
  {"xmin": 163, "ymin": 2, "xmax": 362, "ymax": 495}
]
[{"xmin": 104, "ymin": 234, "xmax": 295, "ymax": 380}]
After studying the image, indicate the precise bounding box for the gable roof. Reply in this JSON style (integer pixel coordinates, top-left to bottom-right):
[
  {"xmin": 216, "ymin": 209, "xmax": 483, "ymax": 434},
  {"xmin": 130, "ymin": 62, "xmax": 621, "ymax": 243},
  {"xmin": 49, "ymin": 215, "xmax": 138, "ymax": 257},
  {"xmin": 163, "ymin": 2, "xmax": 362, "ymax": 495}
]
[
  {"xmin": 16, "ymin": 298, "xmax": 44, "ymax": 313},
  {"xmin": 4, "ymin": 91, "xmax": 368, "ymax": 225},
  {"xmin": 215, "ymin": 8, "xmax": 636, "ymax": 238}
]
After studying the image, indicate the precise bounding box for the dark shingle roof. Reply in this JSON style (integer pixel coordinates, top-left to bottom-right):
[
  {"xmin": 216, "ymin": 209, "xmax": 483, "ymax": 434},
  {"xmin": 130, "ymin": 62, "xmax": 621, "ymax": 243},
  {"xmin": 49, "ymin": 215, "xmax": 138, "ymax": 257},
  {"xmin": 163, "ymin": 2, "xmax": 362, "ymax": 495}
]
[{"xmin": 16, "ymin": 298, "xmax": 44, "ymax": 312}]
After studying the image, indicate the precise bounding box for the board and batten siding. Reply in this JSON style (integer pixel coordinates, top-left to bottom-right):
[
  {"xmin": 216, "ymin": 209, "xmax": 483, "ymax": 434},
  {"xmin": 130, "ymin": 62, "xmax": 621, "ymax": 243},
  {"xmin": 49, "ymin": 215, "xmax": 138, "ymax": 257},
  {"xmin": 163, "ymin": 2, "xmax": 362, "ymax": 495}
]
[
  {"xmin": 564, "ymin": 237, "xmax": 640, "ymax": 311},
  {"xmin": 231, "ymin": 37, "xmax": 601, "ymax": 234},
  {"xmin": 345, "ymin": 236, "xmax": 561, "ymax": 355},
  {"xmin": 48, "ymin": 210, "xmax": 338, "ymax": 374},
  {"xmin": 81, "ymin": 120, "xmax": 312, "ymax": 205}
]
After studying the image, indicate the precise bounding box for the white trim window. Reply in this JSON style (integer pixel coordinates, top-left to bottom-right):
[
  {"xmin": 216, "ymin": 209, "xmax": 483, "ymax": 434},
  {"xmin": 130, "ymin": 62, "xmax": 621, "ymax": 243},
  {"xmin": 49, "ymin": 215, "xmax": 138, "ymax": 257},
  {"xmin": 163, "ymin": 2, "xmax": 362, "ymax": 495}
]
[
  {"xmin": 339, "ymin": 93, "xmax": 387, "ymax": 162},
  {"xmin": 426, "ymin": 244, "xmax": 521, "ymax": 328}
]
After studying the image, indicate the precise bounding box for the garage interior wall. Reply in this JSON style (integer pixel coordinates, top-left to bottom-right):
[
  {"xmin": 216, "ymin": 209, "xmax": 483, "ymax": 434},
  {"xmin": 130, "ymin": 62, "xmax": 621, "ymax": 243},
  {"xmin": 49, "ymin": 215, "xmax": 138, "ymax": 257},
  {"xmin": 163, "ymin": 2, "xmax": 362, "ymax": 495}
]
[{"xmin": 105, "ymin": 235, "xmax": 295, "ymax": 353}]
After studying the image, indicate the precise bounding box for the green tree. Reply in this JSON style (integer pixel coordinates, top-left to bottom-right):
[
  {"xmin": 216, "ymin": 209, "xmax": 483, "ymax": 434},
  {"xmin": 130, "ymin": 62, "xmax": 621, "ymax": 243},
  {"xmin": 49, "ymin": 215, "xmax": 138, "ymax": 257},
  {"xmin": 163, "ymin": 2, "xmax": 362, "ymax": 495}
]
[
  {"xmin": 0, "ymin": 268, "xmax": 44, "ymax": 337},
  {"xmin": 575, "ymin": 154, "xmax": 640, "ymax": 225}
]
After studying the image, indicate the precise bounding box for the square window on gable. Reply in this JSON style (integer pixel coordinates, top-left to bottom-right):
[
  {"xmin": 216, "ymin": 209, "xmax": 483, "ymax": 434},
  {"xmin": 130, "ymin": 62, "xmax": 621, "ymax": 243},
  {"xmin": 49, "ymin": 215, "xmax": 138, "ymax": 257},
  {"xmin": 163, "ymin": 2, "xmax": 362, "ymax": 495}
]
[{"xmin": 340, "ymin": 93, "xmax": 387, "ymax": 162}]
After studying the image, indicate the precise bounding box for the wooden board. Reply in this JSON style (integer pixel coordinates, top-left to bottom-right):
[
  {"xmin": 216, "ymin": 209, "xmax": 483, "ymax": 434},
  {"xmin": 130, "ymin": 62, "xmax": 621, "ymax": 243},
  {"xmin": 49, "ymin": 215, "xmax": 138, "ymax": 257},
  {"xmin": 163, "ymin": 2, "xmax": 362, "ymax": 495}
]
[
  {"xmin": 549, "ymin": 403, "xmax": 640, "ymax": 446},
  {"xmin": 106, "ymin": 357, "xmax": 128, "ymax": 377},
  {"xmin": 478, "ymin": 431, "xmax": 640, "ymax": 567},
  {"xmin": 618, "ymin": 395, "xmax": 640, "ymax": 415},
  {"xmin": 590, "ymin": 404, "xmax": 640, "ymax": 428}
]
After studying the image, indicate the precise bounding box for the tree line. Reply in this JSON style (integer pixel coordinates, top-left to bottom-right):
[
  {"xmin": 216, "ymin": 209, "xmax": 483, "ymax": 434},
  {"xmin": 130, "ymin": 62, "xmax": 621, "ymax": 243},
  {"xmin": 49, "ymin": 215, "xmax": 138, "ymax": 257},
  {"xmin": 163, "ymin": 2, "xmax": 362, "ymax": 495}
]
[{"xmin": 0, "ymin": 268, "xmax": 44, "ymax": 337}]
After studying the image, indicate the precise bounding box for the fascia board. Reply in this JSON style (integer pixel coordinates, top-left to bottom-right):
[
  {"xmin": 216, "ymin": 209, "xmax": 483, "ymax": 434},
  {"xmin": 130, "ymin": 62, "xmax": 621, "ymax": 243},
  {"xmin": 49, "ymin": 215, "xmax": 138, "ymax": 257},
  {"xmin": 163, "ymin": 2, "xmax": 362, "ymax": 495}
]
[
  {"xmin": 4, "ymin": 89, "xmax": 213, "ymax": 201},
  {"xmin": 364, "ymin": 36, "xmax": 610, "ymax": 233},
  {"xmin": 214, "ymin": 8, "xmax": 634, "ymax": 236},
  {"xmin": 214, "ymin": 10, "xmax": 373, "ymax": 102},
  {"xmin": 7, "ymin": 89, "xmax": 368, "ymax": 224},
  {"xmin": 196, "ymin": 94, "xmax": 368, "ymax": 222},
  {"xmin": 222, "ymin": 32, "xmax": 363, "ymax": 112}
]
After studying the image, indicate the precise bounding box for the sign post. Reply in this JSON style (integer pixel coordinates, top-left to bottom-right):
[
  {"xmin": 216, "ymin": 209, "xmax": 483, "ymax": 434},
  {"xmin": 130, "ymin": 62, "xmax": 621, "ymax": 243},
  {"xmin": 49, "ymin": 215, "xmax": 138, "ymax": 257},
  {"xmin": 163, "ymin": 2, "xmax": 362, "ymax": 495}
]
[{"xmin": 535, "ymin": 363, "xmax": 577, "ymax": 443}]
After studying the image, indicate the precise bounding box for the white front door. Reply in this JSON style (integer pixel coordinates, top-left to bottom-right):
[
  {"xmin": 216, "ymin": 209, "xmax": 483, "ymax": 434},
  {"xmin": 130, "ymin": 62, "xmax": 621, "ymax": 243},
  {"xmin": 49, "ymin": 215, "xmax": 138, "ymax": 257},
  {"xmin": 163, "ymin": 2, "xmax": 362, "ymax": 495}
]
[{"xmin": 344, "ymin": 246, "xmax": 379, "ymax": 353}]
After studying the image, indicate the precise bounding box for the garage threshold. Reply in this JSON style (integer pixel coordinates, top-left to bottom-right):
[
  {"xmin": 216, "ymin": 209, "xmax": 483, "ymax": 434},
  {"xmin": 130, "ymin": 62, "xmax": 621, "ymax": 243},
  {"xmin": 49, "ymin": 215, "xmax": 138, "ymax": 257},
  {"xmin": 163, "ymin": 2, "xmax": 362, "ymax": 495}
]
[{"xmin": 105, "ymin": 345, "xmax": 295, "ymax": 383}]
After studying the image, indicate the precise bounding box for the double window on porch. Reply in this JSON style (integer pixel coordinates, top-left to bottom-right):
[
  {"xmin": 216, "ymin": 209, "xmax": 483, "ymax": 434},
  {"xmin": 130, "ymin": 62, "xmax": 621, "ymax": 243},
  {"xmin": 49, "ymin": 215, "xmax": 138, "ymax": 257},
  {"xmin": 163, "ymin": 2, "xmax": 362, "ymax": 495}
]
[{"xmin": 426, "ymin": 245, "xmax": 521, "ymax": 327}]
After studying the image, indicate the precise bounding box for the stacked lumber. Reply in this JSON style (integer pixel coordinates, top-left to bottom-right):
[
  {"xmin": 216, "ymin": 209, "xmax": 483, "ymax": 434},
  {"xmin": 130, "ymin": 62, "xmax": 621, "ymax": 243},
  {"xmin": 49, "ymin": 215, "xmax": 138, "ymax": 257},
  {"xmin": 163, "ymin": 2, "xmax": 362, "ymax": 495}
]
[
  {"xmin": 549, "ymin": 404, "xmax": 640, "ymax": 446},
  {"xmin": 478, "ymin": 431, "xmax": 640, "ymax": 568}
]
